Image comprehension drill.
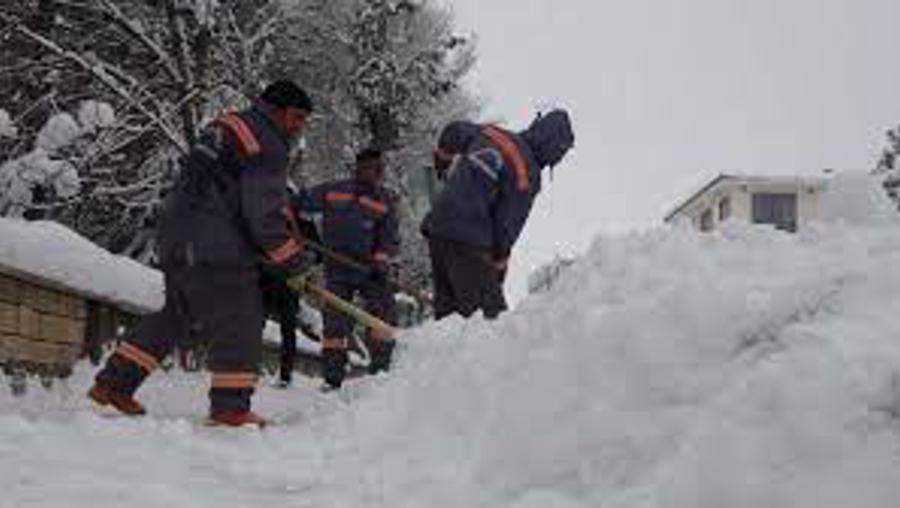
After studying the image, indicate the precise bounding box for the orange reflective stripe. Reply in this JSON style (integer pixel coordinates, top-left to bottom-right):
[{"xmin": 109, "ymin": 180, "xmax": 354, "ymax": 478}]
[
  {"xmin": 114, "ymin": 342, "xmax": 159, "ymax": 373},
  {"xmin": 267, "ymin": 238, "xmax": 301, "ymax": 264},
  {"xmin": 322, "ymin": 337, "xmax": 348, "ymax": 350},
  {"xmin": 482, "ymin": 125, "xmax": 530, "ymax": 192},
  {"xmin": 325, "ymin": 192, "xmax": 355, "ymax": 204},
  {"xmin": 217, "ymin": 114, "xmax": 261, "ymax": 157},
  {"xmin": 358, "ymin": 196, "xmax": 388, "ymax": 216},
  {"xmin": 211, "ymin": 372, "xmax": 257, "ymax": 389}
]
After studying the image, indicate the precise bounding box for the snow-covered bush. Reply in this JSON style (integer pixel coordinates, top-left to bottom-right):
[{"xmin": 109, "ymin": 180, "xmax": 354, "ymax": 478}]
[
  {"xmin": 0, "ymin": 109, "xmax": 16, "ymax": 138},
  {"xmin": 0, "ymin": 103, "xmax": 115, "ymax": 218}
]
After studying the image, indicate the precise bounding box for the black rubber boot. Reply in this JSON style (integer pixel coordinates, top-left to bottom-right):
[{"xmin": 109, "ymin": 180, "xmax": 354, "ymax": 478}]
[
  {"xmin": 95, "ymin": 354, "xmax": 147, "ymax": 398},
  {"xmin": 89, "ymin": 355, "xmax": 150, "ymax": 415},
  {"xmin": 321, "ymin": 349, "xmax": 348, "ymax": 390},
  {"xmin": 367, "ymin": 340, "xmax": 396, "ymax": 375},
  {"xmin": 278, "ymin": 352, "xmax": 293, "ymax": 387}
]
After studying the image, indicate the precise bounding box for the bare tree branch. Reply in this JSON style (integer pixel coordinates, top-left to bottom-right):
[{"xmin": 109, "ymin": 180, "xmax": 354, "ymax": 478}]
[
  {"xmin": 96, "ymin": 0, "xmax": 184, "ymax": 85},
  {"xmin": 10, "ymin": 20, "xmax": 187, "ymax": 152}
]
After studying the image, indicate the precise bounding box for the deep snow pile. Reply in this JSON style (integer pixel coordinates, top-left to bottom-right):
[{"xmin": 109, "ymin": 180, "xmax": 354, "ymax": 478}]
[
  {"xmin": 0, "ymin": 218, "xmax": 163, "ymax": 312},
  {"xmin": 3, "ymin": 172, "xmax": 900, "ymax": 508}
]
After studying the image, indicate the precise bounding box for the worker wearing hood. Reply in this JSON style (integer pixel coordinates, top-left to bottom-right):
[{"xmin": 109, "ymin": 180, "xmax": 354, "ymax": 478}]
[{"xmin": 421, "ymin": 109, "xmax": 575, "ymax": 319}]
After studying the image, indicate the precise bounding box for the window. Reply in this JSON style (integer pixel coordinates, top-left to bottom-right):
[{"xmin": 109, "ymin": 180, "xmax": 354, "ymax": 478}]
[
  {"xmin": 752, "ymin": 193, "xmax": 797, "ymax": 232},
  {"xmin": 700, "ymin": 208, "xmax": 714, "ymax": 232},
  {"xmin": 718, "ymin": 196, "xmax": 731, "ymax": 221}
]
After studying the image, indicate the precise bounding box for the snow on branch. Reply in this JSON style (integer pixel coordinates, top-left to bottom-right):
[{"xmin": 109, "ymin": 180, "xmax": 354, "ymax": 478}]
[
  {"xmin": 0, "ymin": 109, "xmax": 17, "ymax": 138},
  {"xmin": 8, "ymin": 20, "xmax": 187, "ymax": 152},
  {"xmin": 0, "ymin": 109, "xmax": 93, "ymax": 217},
  {"xmin": 95, "ymin": 0, "xmax": 183, "ymax": 85}
]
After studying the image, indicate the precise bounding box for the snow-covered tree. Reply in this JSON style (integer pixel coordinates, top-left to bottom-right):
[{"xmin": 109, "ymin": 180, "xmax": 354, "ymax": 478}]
[
  {"xmin": 271, "ymin": 0, "xmax": 479, "ymax": 294},
  {"xmin": 1, "ymin": 0, "xmax": 478, "ymax": 298},
  {"xmin": 0, "ymin": 0, "xmax": 288, "ymax": 259},
  {"xmin": 0, "ymin": 109, "xmax": 17, "ymax": 139},
  {"xmin": 0, "ymin": 101, "xmax": 115, "ymax": 218},
  {"xmin": 874, "ymin": 125, "xmax": 900, "ymax": 211}
]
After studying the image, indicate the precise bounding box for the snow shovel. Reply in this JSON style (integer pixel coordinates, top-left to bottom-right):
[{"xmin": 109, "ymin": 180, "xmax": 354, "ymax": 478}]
[
  {"xmin": 286, "ymin": 274, "xmax": 396, "ymax": 340},
  {"xmin": 301, "ymin": 237, "xmax": 432, "ymax": 307},
  {"xmin": 284, "ymin": 212, "xmax": 430, "ymax": 307}
]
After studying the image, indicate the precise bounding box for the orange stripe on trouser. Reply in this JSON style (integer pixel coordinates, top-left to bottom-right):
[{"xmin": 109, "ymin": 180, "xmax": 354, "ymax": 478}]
[
  {"xmin": 322, "ymin": 337, "xmax": 348, "ymax": 350},
  {"xmin": 482, "ymin": 125, "xmax": 530, "ymax": 192},
  {"xmin": 114, "ymin": 342, "xmax": 159, "ymax": 373},
  {"xmin": 211, "ymin": 372, "xmax": 258, "ymax": 389},
  {"xmin": 217, "ymin": 114, "xmax": 261, "ymax": 156}
]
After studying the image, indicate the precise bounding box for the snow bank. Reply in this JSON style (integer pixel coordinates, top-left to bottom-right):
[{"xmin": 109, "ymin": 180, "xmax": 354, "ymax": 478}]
[
  {"xmin": 0, "ymin": 218, "xmax": 163, "ymax": 313},
  {"xmin": 2, "ymin": 173, "xmax": 900, "ymax": 507}
]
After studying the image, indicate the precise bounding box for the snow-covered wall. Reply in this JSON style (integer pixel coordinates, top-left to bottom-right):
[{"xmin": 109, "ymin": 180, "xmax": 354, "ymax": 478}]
[{"xmin": 0, "ymin": 218, "xmax": 163, "ymax": 313}]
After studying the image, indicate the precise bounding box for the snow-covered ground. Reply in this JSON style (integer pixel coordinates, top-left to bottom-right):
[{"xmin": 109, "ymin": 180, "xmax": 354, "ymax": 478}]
[{"xmin": 3, "ymin": 172, "xmax": 900, "ymax": 507}]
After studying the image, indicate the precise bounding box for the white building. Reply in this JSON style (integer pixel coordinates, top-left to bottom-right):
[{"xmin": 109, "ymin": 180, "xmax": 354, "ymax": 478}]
[{"xmin": 664, "ymin": 173, "xmax": 829, "ymax": 233}]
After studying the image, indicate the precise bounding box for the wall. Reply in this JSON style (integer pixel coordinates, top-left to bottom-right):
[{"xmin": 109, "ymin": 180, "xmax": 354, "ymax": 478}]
[{"xmin": 0, "ymin": 272, "xmax": 86, "ymax": 376}]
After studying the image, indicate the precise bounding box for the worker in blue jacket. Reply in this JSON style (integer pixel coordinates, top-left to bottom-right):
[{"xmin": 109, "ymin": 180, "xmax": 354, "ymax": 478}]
[
  {"xmin": 421, "ymin": 110, "xmax": 575, "ymax": 320},
  {"xmin": 89, "ymin": 81, "xmax": 314, "ymax": 427},
  {"xmin": 295, "ymin": 148, "xmax": 400, "ymax": 389}
]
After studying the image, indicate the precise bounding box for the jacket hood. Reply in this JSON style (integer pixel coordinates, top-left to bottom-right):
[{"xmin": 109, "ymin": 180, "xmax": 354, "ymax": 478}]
[
  {"xmin": 519, "ymin": 109, "xmax": 575, "ymax": 169},
  {"xmin": 436, "ymin": 120, "xmax": 482, "ymax": 154}
]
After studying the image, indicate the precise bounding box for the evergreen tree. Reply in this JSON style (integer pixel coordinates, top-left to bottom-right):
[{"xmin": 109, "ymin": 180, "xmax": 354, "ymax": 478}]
[{"xmin": 874, "ymin": 125, "xmax": 900, "ymax": 210}]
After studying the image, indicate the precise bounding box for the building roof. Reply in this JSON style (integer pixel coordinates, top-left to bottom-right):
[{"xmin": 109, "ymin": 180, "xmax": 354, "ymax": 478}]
[
  {"xmin": 0, "ymin": 218, "xmax": 163, "ymax": 314},
  {"xmin": 664, "ymin": 173, "xmax": 829, "ymax": 223}
]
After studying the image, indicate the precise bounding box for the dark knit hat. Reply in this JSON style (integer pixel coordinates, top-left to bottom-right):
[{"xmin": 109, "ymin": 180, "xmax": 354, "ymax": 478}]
[
  {"xmin": 356, "ymin": 147, "xmax": 383, "ymax": 163},
  {"xmin": 261, "ymin": 80, "xmax": 313, "ymax": 112}
]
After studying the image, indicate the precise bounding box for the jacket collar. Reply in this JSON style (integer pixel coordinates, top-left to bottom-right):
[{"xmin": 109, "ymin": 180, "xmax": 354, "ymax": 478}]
[{"xmin": 251, "ymin": 98, "xmax": 291, "ymax": 145}]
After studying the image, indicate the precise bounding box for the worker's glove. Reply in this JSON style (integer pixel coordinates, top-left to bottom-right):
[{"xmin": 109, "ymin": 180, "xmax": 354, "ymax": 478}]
[
  {"xmin": 368, "ymin": 254, "xmax": 395, "ymax": 284},
  {"xmin": 263, "ymin": 244, "xmax": 317, "ymax": 282},
  {"xmin": 481, "ymin": 251, "xmax": 508, "ymax": 282}
]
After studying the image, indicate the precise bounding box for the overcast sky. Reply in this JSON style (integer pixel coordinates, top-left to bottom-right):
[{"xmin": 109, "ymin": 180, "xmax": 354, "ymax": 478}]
[{"xmin": 444, "ymin": 0, "xmax": 900, "ymax": 303}]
